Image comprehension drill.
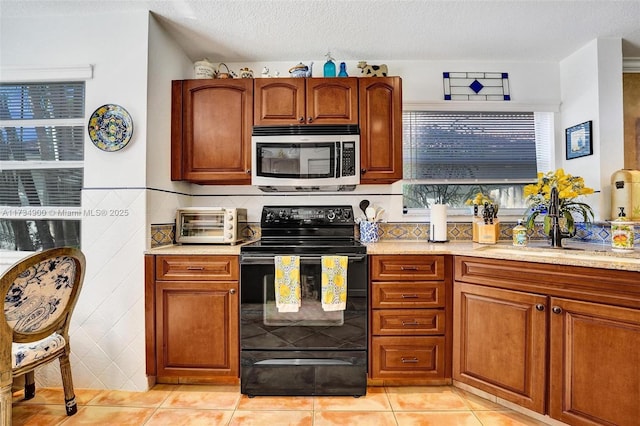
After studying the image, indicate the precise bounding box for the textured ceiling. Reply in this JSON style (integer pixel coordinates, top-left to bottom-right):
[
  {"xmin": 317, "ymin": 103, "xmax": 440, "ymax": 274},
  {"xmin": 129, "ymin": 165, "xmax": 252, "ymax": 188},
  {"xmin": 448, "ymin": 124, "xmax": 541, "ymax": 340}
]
[{"xmin": 3, "ymin": 0, "xmax": 640, "ymax": 63}]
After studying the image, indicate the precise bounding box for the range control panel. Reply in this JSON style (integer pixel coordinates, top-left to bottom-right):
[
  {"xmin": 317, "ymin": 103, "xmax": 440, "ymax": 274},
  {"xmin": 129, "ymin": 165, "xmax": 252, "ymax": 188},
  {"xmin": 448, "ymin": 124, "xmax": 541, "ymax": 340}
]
[{"xmin": 261, "ymin": 206, "xmax": 354, "ymax": 225}]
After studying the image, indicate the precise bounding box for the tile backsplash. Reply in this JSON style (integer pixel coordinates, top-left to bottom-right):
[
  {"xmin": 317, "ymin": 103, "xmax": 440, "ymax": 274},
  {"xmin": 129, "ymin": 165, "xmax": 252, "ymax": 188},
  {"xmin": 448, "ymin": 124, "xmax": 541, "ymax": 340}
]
[{"xmin": 151, "ymin": 221, "xmax": 623, "ymax": 247}]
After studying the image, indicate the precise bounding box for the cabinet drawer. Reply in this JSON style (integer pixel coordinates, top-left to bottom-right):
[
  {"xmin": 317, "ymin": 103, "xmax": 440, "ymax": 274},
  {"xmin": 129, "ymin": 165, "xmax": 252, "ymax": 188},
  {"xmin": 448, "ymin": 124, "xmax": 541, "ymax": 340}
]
[
  {"xmin": 372, "ymin": 309, "xmax": 445, "ymax": 335},
  {"xmin": 156, "ymin": 255, "xmax": 239, "ymax": 281},
  {"xmin": 371, "ymin": 255, "xmax": 444, "ymax": 281},
  {"xmin": 372, "ymin": 282, "xmax": 445, "ymax": 309},
  {"xmin": 371, "ymin": 336, "xmax": 446, "ymax": 379}
]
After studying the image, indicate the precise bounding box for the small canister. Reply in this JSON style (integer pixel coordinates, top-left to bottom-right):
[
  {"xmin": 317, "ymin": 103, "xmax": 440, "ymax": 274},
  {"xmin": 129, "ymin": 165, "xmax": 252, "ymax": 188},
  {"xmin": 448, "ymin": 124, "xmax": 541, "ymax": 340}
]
[
  {"xmin": 512, "ymin": 220, "xmax": 528, "ymax": 247},
  {"xmin": 610, "ymin": 207, "xmax": 635, "ymax": 252},
  {"xmin": 194, "ymin": 59, "xmax": 216, "ymax": 79}
]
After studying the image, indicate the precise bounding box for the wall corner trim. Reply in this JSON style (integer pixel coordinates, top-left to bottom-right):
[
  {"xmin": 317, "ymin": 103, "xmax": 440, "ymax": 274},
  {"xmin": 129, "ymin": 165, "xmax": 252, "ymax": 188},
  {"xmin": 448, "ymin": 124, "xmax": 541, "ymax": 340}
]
[{"xmin": 623, "ymin": 58, "xmax": 640, "ymax": 73}]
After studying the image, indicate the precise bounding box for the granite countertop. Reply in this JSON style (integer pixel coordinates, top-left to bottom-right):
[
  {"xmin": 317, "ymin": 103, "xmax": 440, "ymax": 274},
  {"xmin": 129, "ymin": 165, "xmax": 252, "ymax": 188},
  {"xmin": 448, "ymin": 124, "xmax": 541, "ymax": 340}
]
[
  {"xmin": 365, "ymin": 240, "xmax": 640, "ymax": 272},
  {"xmin": 147, "ymin": 240, "xmax": 640, "ymax": 272}
]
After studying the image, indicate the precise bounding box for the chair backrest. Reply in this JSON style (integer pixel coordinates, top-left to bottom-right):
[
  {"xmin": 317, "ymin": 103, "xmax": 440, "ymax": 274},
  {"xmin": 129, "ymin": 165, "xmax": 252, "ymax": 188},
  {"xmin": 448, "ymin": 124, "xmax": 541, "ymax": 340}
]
[{"xmin": 1, "ymin": 247, "xmax": 85, "ymax": 344}]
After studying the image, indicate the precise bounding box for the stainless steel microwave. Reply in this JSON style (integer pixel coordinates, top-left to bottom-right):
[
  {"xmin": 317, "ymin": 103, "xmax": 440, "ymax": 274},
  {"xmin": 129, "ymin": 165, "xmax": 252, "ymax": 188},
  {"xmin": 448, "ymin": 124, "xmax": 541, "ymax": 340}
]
[
  {"xmin": 175, "ymin": 208, "xmax": 247, "ymax": 244},
  {"xmin": 251, "ymin": 125, "xmax": 360, "ymax": 191}
]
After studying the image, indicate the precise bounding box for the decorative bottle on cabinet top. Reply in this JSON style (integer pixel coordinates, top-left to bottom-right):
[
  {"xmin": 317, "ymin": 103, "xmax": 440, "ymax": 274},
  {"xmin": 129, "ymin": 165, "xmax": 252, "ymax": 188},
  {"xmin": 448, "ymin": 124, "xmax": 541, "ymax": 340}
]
[
  {"xmin": 338, "ymin": 62, "xmax": 348, "ymax": 77},
  {"xmin": 324, "ymin": 52, "xmax": 336, "ymax": 77}
]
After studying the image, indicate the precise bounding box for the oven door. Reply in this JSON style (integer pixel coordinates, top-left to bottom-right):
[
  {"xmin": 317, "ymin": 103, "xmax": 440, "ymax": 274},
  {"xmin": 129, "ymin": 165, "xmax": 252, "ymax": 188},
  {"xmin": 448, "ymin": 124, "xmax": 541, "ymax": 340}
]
[{"xmin": 240, "ymin": 253, "xmax": 367, "ymax": 350}]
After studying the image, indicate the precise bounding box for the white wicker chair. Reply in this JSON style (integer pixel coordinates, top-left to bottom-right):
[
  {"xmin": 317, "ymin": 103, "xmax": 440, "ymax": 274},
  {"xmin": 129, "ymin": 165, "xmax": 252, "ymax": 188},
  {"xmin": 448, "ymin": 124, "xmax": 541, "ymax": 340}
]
[{"xmin": 1, "ymin": 247, "xmax": 85, "ymax": 425}]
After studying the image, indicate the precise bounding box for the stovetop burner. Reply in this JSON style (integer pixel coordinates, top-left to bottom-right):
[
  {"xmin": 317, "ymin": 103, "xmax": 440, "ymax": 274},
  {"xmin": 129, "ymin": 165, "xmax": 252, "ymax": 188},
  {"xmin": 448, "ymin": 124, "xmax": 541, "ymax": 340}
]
[{"xmin": 241, "ymin": 205, "xmax": 364, "ymax": 255}]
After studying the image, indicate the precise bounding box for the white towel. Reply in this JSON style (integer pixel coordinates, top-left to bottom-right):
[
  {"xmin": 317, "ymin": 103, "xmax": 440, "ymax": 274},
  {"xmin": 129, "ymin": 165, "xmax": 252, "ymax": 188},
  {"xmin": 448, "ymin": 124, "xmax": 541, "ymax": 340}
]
[
  {"xmin": 274, "ymin": 255, "xmax": 301, "ymax": 312},
  {"xmin": 321, "ymin": 255, "xmax": 348, "ymax": 311}
]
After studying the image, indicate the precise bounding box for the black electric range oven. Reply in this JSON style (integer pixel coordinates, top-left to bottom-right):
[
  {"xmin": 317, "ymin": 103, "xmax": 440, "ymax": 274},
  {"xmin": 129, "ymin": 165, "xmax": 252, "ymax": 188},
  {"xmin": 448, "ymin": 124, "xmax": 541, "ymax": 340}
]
[{"xmin": 239, "ymin": 206, "xmax": 367, "ymax": 397}]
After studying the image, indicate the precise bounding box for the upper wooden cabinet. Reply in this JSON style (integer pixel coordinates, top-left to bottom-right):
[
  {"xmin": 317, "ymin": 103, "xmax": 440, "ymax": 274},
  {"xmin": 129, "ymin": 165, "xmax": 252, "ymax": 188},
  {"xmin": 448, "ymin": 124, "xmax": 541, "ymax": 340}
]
[
  {"xmin": 171, "ymin": 79, "xmax": 253, "ymax": 184},
  {"xmin": 359, "ymin": 77, "xmax": 403, "ymax": 184},
  {"xmin": 253, "ymin": 77, "xmax": 358, "ymax": 125}
]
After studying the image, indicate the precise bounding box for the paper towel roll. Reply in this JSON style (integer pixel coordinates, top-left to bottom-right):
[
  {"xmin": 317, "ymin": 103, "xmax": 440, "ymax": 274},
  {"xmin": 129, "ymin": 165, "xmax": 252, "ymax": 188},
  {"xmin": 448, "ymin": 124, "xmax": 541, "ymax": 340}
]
[{"xmin": 430, "ymin": 204, "xmax": 448, "ymax": 242}]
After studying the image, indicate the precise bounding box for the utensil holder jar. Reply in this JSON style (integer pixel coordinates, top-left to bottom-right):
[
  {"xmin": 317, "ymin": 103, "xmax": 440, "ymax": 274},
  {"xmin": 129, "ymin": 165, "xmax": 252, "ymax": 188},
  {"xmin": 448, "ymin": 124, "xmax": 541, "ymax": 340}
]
[{"xmin": 359, "ymin": 221, "xmax": 380, "ymax": 243}]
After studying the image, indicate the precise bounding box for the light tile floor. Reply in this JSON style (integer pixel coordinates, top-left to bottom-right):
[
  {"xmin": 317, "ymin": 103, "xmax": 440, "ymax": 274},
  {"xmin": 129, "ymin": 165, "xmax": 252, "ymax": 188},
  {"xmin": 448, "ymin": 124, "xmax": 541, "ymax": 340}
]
[{"xmin": 11, "ymin": 384, "xmax": 551, "ymax": 425}]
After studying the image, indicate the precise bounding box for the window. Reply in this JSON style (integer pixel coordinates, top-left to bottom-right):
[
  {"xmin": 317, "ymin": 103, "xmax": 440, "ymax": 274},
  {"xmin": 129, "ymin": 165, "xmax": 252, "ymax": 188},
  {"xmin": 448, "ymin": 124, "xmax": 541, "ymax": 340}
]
[
  {"xmin": 0, "ymin": 82, "xmax": 85, "ymax": 251},
  {"xmin": 403, "ymin": 111, "xmax": 552, "ymax": 216}
]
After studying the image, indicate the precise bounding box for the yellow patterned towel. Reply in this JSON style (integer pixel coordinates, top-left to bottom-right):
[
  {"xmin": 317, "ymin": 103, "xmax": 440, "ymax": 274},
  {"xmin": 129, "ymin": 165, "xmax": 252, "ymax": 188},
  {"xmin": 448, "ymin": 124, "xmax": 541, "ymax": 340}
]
[
  {"xmin": 275, "ymin": 255, "xmax": 301, "ymax": 312},
  {"xmin": 321, "ymin": 255, "xmax": 348, "ymax": 312}
]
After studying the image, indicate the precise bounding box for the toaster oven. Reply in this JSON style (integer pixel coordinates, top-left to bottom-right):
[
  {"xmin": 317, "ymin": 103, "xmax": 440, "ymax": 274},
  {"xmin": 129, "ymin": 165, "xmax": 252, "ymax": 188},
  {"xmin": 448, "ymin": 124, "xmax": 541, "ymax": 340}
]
[{"xmin": 176, "ymin": 207, "xmax": 247, "ymax": 244}]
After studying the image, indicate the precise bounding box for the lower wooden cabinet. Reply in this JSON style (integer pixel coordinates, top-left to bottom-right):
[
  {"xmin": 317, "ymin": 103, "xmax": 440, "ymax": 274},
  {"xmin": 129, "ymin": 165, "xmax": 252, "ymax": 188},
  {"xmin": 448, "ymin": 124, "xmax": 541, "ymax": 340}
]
[
  {"xmin": 454, "ymin": 256, "xmax": 640, "ymax": 424},
  {"xmin": 369, "ymin": 255, "xmax": 452, "ymax": 383},
  {"xmin": 145, "ymin": 255, "xmax": 239, "ymax": 383},
  {"xmin": 155, "ymin": 280, "xmax": 238, "ymax": 378},
  {"xmin": 453, "ymin": 282, "xmax": 547, "ymax": 413},
  {"xmin": 549, "ymin": 297, "xmax": 640, "ymax": 426}
]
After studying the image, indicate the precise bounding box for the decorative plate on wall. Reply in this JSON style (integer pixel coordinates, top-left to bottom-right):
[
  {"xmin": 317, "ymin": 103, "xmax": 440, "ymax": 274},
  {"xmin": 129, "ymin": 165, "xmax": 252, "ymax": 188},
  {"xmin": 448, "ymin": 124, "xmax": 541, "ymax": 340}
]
[{"xmin": 87, "ymin": 104, "xmax": 133, "ymax": 152}]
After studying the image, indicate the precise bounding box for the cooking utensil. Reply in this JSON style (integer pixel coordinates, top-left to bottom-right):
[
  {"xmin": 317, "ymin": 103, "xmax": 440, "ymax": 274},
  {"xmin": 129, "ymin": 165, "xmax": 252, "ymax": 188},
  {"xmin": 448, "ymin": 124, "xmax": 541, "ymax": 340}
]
[
  {"xmin": 365, "ymin": 207, "xmax": 376, "ymax": 221},
  {"xmin": 374, "ymin": 208, "xmax": 385, "ymax": 222},
  {"xmin": 359, "ymin": 200, "xmax": 370, "ymax": 218}
]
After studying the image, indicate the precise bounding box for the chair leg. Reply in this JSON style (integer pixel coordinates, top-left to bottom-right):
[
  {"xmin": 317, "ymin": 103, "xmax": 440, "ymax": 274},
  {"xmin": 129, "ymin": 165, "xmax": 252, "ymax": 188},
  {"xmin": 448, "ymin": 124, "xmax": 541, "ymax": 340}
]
[
  {"xmin": 24, "ymin": 371, "xmax": 35, "ymax": 400},
  {"xmin": 1, "ymin": 382, "xmax": 12, "ymax": 426},
  {"xmin": 59, "ymin": 353, "xmax": 77, "ymax": 416}
]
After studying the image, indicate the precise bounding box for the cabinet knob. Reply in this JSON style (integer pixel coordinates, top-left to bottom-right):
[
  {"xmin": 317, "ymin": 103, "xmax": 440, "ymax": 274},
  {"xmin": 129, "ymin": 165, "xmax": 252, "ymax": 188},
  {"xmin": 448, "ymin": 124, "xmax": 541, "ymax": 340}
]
[
  {"xmin": 246, "ymin": 169, "xmax": 251, "ymax": 174},
  {"xmin": 307, "ymin": 117, "xmax": 313, "ymax": 123},
  {"xmin": 535, "ymin": 304, "xmax": 545, "ymax": 311},
  {"xmin": 552, "ymin": 306, "xmax": 562, "ymax": 314},
  {"xmin": 229, "ymin": 288, "xmax": 237, "ymax": 295},
  {"xmin": 298, "ymin": 116, "xmax": 305, "ymax": 123},
  {"xmin": 361, "ymin": 168, "xmax": 367, "ymax": 174}
]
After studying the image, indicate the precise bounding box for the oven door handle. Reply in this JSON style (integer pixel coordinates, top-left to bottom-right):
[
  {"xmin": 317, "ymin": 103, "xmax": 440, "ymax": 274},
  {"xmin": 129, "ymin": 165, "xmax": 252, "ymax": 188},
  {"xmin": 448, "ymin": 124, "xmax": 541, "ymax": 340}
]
[{"xmin": 241, "ymin": 254, "xmax": 367, "ymax": 264}]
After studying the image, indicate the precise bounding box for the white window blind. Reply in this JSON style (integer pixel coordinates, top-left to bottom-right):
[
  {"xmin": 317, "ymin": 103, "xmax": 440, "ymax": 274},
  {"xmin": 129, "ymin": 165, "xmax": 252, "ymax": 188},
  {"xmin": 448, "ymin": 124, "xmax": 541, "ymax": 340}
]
[
  {"xmin": 403, "ymin": 111, "xmax": 538, "ymax": 182},
  {"xmin": 0, "ymin": 81, "xmax": 84, "ymax": 250},
  {"xmin": 402, "ymin": 110, "xmax": 554, "ymax": 213}
]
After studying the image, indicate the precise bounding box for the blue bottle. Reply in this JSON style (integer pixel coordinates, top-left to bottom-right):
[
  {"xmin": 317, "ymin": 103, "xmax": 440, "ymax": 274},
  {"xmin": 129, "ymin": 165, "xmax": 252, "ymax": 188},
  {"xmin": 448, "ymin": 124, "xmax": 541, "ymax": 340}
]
[
  {"xmin": 338, "ymin": 62, "xmax": 348, "ymax": 77},
  {"xmin": 324, "ymin": 52, "xmax": 336, "ymax": 77}
]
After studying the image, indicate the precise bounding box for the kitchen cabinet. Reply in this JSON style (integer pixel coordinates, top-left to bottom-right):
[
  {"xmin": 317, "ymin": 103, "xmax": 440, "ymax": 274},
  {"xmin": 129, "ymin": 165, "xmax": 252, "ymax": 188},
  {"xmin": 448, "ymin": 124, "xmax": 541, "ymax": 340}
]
[
  {"xmin": 359, "ymin": 77, "xmax": 403, "ymax": 184},
  {"xmin": 369, "ymin": 255, "xmax": 452, "ymax": 383},
  {"xmin": 145, "ymin": 255, "xmax": 239, "ymax": 383},
  {"xmin": 253, "ymin": 77, "xmax": 358, "ymax": 125},
  {"xmin": 454, "ymin": 256, "xmax": 640, "ymax": 423},
  {"xmin": 171, "ymin": 79, "xmax": 253, "ymax": 184},
  {"xmin": 453, "ymin": 282, "xmax": 547, "ymax": 413},
  {"xmin": 549, "ymin": 297, "xmax": 640, "ymax": 426}
]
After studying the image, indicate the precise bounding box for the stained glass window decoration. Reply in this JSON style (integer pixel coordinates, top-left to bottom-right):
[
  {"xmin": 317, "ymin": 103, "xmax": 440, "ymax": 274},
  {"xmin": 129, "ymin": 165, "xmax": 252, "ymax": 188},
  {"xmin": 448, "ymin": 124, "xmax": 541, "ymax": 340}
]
[{"xmin": 443, "ymin": 72, "xmax": 510, "ymax": 101}]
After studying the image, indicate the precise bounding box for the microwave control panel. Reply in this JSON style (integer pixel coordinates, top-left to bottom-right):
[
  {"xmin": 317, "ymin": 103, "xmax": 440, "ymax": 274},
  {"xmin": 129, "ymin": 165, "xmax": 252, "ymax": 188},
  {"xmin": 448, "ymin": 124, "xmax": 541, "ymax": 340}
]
[{"xmin": 341, "ymin": 142, "xmax": 357, "ymax": 177}]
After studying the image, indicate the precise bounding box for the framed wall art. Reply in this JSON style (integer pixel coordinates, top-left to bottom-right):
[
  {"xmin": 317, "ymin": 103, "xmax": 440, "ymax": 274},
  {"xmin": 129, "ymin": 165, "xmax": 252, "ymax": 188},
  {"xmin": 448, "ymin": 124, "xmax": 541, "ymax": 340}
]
[{"xmin": 565, "ymin": 120, "xmax": 592, "ymax": 160}]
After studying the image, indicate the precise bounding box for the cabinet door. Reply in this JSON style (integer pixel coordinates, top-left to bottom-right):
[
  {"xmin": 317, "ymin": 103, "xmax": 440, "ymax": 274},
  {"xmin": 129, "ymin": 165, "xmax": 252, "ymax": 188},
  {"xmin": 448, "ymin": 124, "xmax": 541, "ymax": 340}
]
[
  {"xmin": 171, "ymin": 79, "xmax": 252, "ymax": 183},
  {"xmin": 253, "ymin": 78, "xmax": 305, "ymax": 125},
  {"xmin": 549, "ymin": 298, "xmax": 640, "ymax": 426},
  {"xmin": 306, "ymin": 78, "xmax": 358, "ymax": 124},
  {"xmin": 358, "ymin": 77, "xmax": 402, "ymax": 184},
  {"xmin": 156, "ymin": 281, "xmax": 239, "ymax": 378},
  {"xmin": 453, "ymin": 282, "xmax": 547, "ymax": 413}
]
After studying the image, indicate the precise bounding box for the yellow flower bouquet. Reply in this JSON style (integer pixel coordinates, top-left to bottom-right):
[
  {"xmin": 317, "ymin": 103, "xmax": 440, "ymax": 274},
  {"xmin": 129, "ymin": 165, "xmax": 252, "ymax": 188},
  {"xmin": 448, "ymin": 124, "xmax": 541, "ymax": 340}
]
[{"xmin": 523, "ymin": 169, "xmax": 594, "ymax": 235}]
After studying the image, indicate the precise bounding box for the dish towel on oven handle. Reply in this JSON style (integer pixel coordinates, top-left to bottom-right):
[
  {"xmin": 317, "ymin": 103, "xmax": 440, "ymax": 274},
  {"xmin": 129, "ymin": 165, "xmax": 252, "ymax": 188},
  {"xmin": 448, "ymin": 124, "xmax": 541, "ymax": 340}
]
[
  {"xmin": 321, "ymin": 255, "xmax": 348, "ymax": 311},
  {"xmin": 275, "ymin": 255, "xmax": 301, "ymax": 312}
]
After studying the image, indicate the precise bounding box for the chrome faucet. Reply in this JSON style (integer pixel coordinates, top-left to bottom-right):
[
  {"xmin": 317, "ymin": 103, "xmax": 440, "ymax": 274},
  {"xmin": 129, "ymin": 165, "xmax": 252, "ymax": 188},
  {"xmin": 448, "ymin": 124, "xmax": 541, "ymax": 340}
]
[{"xmin": 548, "ymin": 186, "xmax": 575, "ymax": 247}]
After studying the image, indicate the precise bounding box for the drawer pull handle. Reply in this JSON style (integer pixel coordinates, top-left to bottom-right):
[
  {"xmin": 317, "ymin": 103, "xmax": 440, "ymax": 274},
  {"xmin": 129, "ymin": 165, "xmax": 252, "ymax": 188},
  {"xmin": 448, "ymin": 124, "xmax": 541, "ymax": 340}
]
[
  {"xmin": 402, "ymin": 320, "xmax": 420, "ymax": 326},
  {"xmin": 186, "ymin": 266, "xmax": 205, "ymax": 270},
  {"xmin": 400, "ymin": 266, "xmax": 419, "ymax": 271},
  {"xmin": 401, "ymin": 294, "xmax": 419, "ymax": 299},
  {"xmin": 401, "ymin": 357, "xmax": 419, "ymax": 363}
]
